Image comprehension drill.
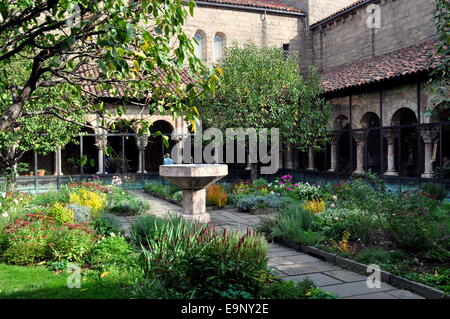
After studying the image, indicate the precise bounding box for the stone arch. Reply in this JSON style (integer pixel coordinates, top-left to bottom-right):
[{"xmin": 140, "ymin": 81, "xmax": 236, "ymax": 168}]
[
  {"xmin": 333, "ymin": 115, "xmax": 350, "ymax": 130},
  {"xmin": 360, "ymin": 112, "xmax": 380, "ymax": 128},
  {"xmin": 390, "ymin": 107, "xmax": 419, "ymax": 176},
  {"xmin": 391, "ymin": 107, "xmax": 418, "ymax": 126},
  {"xmin": 146, "ymin": 120, "xmax": 176, "ymax": 172},
  {"xmin": 360, "ymin": 112, "xmax": 381, "ymax": 173}
]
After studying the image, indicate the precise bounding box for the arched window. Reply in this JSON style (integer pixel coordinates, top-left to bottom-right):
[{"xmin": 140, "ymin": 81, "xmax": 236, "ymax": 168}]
[
  {"xmin": 213, "ymin": 33, "xmax": 225, "ymax": 62},
  {"xmin": 193, "ymin": 30, "xmax": 205, "ymax": 61}
]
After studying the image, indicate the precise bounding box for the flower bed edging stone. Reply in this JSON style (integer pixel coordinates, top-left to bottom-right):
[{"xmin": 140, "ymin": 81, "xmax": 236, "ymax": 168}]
[{"xmin": 273, "ymin": 237, "xmax": 447, "ymax": 299}]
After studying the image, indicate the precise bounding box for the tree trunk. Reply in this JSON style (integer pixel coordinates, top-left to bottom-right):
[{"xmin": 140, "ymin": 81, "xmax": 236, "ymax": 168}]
[
  {"xmin": 250, "ymin": 163, "xmax": 258, "ymax": 183},
  {"xmin": 6, "ymin": 159, "xmax": 17, "ymax": 193}
]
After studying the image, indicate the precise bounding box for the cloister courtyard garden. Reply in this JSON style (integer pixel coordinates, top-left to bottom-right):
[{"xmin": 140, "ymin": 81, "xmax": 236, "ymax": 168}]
[{"xmin": 0, "ymin": 0, "xmax": 449, "ymax": 309}]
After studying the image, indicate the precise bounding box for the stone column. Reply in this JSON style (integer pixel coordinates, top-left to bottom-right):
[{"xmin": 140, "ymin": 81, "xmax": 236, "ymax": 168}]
[
  {"xmin": 384, "ymin": 128, "xmax": 398, "ymax": 176},
  {"xmin": 328, "ymin": 132, "xmax": 339, "ymax": 172},
  {"xmin": 307, "ymin": 147, "xmax": 314, "ymax": 170},
  {"xmin": 421, "ymin": 127, "xmax": 438, "ymax": 178},
  {"xmin": 353, "ymin": 131, "xmax": 367, "ymax": 174},
  {"xmin": 95, "ymin": 134, "xmax": 107, "ymax": 174},
  {"xmin": 136, "ymin": 135, "xmax": 149, "ymax": 173},
  {"xmin": 53, "ymin": 147, "xmax": 63, "ymax": 175},
  {"xmin": 286, "ymin": 143, "xmax": 294, "ymax": 169}
]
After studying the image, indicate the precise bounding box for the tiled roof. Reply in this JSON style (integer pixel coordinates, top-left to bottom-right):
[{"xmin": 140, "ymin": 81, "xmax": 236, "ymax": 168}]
[
  {"xmin": 310, "ymin": 0, "xmax": 369, "ymax": 28},
  {"xmin": 320, "ymin": 41, "xmax": 440, "ymax": 93},
  {"xmin": 79, "ymin": 64, "xmax": 194, "ymax": 99},
  {"xmin": 197, "ymin": 0, "xmax": 304, "ymax": 14}
]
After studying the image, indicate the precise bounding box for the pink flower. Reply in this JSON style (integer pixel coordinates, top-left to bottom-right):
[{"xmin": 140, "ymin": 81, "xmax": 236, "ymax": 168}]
[{"xmin": 286, "ymin": 187, "xmax": 293, "ymax": 191}]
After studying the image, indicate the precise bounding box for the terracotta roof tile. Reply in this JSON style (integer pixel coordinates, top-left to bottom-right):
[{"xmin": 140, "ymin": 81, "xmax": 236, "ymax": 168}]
[
  {"xmin": 197, "ymin": 0, "xmax": 304, "ymax": 14},
  {"xmin": 320, "ymin": 40, "xmax": 440, "ymax": 93}
]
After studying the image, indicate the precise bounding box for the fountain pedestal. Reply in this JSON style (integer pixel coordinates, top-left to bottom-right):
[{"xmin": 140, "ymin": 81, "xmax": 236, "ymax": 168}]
[{"xmin": 159, "ymin": 164, "xmax": 228, "ymax": 223}]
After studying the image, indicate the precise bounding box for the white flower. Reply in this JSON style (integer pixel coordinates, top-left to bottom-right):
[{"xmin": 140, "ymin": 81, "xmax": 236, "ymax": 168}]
[
  {"xmin": 330, "ymin": 203, "xmax": 336, "ymax": 209},
  {"xmin": 334, "ymin": 217, "xmax": 339, "ymax": 221},
  {"xmin": 13, "ymin": 199, "xmax": 18, "ymax": 205},
  {"xmin": 1, "ymin": 212, "xmax": 8, "ymax": 218},
  {"xmin": 332, "ymin": 195, "xmax": 338, "ymax": 201},
  {"xmin": 19, "ymin": 197, "xmax": 23, "ymax": 201},
  {"xmin": 1, "ymin": 193, "xmax": 5, "ymax": 198}
]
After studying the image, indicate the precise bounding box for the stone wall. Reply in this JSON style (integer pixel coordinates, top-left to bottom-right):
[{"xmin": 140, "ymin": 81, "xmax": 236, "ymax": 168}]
[
  {"xmin": 183, "ymin": 5, "xmax": 303, "ymax": 64},
  {"xmin": 311, "ymin": 0, "xmax": 437, "ymax": 71}
]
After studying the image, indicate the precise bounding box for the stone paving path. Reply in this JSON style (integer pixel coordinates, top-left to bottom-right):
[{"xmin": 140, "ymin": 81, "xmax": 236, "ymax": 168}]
[{"xmin": 120, "ymin": 190, "xmax": 425, "ymax": 299}]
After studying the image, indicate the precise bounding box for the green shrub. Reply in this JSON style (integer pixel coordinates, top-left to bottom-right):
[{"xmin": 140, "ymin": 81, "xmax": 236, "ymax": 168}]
[
  {"xmin": 46, "ymin": 203, "xmax": 74, "ymax": 224},
  {"xmin": 172, "ymin": 191, "xmax": 183, "ymax": 202},
  {"xmin": 90, "ymin": 234, "xmax": 133, "ymax": 265},
  {"xmin": 92, "ymin": 214, "xmax": 123, "ymax": 236},
  {"xmin": 30, "ymin": 189, "xmax": 70, "ymax": 206},
  {"xmin": 253, "ymin": 178, "xmax": 269, "ymax": 188},
  {"xmin": 236, "ymin": 194, "xmax": 288, "ymax": 212},
  {"xmin": 419, "ymin": 182, "xmax": 447, "ymax": 201},
  {"xmin": 1, "ymin": 212, "xmax": 96, "ymax": 265},
  {"xmin": 139, "ymin": 216, "xmax": 268, "ymax": 298},
  {"xmin": 130, "ymin": 215, "xmax": 181, "ymax": 245},
  {"xmin": 105, "ymin": 189, "xmax": 150, "ymax": 215},
  {"xmin": 315, "ymin": 208, "xmax": 382, "ymax": 243},
  {"xmin": 143, "ymin": 181, "xmax": 179, "ymax": 198},
  {"xmin": 355, "ymin": 247, "xmax": 407, "ymax": 265},
  {"xmin": 49, "ymin": 228, "xmax": 95, "ymax": 262}
]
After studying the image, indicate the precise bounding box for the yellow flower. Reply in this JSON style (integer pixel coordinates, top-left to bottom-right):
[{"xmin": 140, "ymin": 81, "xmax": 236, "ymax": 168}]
[
  {"xmin": 100, "ymin": 272, "xmax": 109, "ymax": 278},
  {"xmin": 302, "ymin": 199, "xmax": 325, "ymax": 214}
]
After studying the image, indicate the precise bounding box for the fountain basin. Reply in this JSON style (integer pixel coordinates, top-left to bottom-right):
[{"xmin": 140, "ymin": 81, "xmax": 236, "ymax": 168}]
[{"xmin": 159, "ymin": 164, "xmax": 228, "ymax": 223}]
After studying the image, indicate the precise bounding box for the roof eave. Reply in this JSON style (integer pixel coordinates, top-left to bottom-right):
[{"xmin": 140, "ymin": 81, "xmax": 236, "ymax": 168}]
[{"xmin": 195, "ymin": 1, "xmax": 306, "ymax": 17}]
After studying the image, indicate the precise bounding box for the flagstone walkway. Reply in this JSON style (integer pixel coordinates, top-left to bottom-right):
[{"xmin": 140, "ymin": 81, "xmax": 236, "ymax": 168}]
[{"xmin": 120, "ymin": 190, "xmax": 425, "ymax": 299}]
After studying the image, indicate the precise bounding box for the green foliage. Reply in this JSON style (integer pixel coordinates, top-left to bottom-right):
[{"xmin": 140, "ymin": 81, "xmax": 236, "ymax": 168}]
[
  {"xmin": 172, "ymin": 191, "xmax": 183, "ymax": 202},
  {"xmin": 1, "ymin": 212, "xmax": 96, "ymax": 265},
  {"xmin": 46, "ymin": 203, "xmax": 74, "ymax": 225},
  {"xmin": 104, "ymin": 189, "xmax": 150, "ymax": 215},
  {"xmin": 90, "ymin": 234, "xmax": 133, "ymax": 266},
  {"xmin": 404, "ymin": 269, "xmax": 450, "ymax": 295},
  {"xmin": 139, "ymin": 216, "xmax": 268, "ymax": 298},
  {"xmin": 272, "ymin": 204, "xmax": 323, "ymax": 246},
  {"xmin": 92, "ymin": 214, "xmax": 123, "ymax": 236},
  {"xmin": 49, "ymin": 229, "xmax": 95, "ymax": 262},
  {"xmin": 130, "ymin": 215, "xmax": 178, "ymax": 246},
  {"xmin": 199, "ymin": 42, "xmax": 332, "ymax": 153},
  {"xmin": 419, "ymin": 182, "xmax": 448, "ymax": 201},
  {"xmin": 237, "ymin": 194, "xmax": 289, "ymax": 212},
  {"xmin": 31, "ymin": 190, "xmax": 71, "ymax": 206},
  {"xmin": 143, "ymin": 181, "xmax": 179, "ymax": 198},
  {"xmin": 355, "ymin": 247, "xmax": 408, "ymax": 265},
  {"xmin": 315, "ymin": 208, "xmax": 382, "ymax": 243}
]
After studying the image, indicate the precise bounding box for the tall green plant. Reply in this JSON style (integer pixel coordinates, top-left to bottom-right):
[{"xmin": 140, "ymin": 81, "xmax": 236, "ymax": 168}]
[{"xmin": 199, "ymin": 42, "xmax": 331, "ymax": 181}]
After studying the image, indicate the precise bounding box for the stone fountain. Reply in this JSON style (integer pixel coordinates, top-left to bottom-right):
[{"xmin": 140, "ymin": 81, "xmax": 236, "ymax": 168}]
[{"xmin": 159, "ymin": 164, "xmax": 228, "ymax": 223}]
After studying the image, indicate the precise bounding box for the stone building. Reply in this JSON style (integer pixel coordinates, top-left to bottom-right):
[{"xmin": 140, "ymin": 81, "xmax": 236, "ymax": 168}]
[{"xmin": 19, "ymin": 0, "xmax": 449, "ymax": 185}]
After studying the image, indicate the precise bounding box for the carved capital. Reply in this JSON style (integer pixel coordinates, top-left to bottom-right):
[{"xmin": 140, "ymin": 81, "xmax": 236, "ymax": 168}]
[
  {"xmin": 352, "ymin": 130, "xmax": 367, "ymax": 144},
  {"xmin": 136, "ymin": 135, "xmax": 149, "ymax": 150},
  {"xmin": 383, "ymin": 128, "xmax": 398, "ymax": 140},
  {"xmin": 95, "ymin": 135, "xmax": 108, "ymax": 150},
  {"xmin": 421, "ymin": 127, "xmax": 438, "ymax": 144},
  {"xmin": 329, "ymin": 131, "xmax": 340, "ymax": 145}
]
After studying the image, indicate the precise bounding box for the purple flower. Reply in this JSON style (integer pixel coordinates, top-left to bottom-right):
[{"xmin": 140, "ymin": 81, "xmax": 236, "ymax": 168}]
[
  {"xmin": 279, "ymin": 182, "xmax": 284, "ymax": 186},
  {"xmin": 286, "ymin": 187, "xmax": 293, "ymax": 191}
]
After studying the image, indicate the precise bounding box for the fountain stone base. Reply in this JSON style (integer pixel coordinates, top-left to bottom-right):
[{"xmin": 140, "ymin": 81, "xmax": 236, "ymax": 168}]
[{"xmin": 159, "ymin": 164, "xmax": 228, "ymax": 223}]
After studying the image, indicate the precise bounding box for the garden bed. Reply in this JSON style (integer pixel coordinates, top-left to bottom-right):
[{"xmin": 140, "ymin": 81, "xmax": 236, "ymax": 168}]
[
  {"xmin": 0, "ymin": 179, "xmax": 334, "ymax": 299},
  {"xmin": 273, "ymin": 237, "xmax": 448, "ymax": 299}
]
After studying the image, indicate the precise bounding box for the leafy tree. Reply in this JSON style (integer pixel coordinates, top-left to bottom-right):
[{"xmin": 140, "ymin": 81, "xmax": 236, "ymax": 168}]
[
  {"xmin": 427, "ymin": 0, "xmax": 449, "ymax": 114},
  {"xmin": 198, "ymin": 43, "xmax": 331, "ymax": 181},
  {"xmin": 0, "ymin": 0, "xmax": 216, "ymax": 189}
]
